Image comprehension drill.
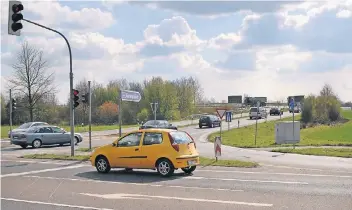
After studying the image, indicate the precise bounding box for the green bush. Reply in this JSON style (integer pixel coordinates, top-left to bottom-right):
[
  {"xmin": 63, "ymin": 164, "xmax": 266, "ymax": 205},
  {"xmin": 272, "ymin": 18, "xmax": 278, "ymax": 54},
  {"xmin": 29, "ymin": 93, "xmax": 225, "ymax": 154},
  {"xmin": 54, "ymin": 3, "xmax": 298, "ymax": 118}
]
[{"xmin": 300, "ymin": 84, "xmax": 342, "ymax": 125}]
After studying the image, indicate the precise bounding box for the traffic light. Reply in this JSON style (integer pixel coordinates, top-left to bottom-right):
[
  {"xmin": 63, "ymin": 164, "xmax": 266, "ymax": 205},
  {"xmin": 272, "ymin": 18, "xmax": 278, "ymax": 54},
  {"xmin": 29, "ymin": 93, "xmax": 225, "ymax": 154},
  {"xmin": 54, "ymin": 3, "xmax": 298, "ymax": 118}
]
[
  {"xmin": 8, "ymin": 1, "xmax": 24, "ymax": 36},
  {"xmin": 11, "ymin": 98, "xmax": 17, "ymax": 110},
  {"xmin": 81, "ymin": 93, "xmax": 89, "ymax": 104},
  {"xmin": 73, "ymin": 89, "xmax": 79, "ymax": 108}
]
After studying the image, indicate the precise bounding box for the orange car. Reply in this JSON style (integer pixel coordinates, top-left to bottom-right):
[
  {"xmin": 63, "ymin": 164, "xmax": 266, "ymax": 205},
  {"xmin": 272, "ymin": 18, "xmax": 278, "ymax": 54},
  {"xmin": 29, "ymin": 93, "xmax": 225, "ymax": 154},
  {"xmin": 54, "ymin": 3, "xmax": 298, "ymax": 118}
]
[{"xmin": 90, "ymin": 129, "xmax": 199, "ymax": 177}]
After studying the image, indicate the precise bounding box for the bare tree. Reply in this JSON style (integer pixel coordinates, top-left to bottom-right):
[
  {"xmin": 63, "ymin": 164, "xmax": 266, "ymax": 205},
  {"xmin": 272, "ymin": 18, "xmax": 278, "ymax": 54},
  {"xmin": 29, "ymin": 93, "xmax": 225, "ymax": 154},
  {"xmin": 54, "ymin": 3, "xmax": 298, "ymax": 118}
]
[{"xmin": 7, "ymin": 41, "xmax": 56, "ymax": 121}]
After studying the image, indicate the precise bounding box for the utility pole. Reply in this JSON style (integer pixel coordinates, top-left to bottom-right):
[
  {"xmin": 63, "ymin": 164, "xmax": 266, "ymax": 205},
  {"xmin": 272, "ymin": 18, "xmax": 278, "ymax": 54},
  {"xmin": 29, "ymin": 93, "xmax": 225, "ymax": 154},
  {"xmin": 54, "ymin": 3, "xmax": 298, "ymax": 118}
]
[
  {"xmin": 88, "ymin": 81, "xmax": 92, "ymax": 150},
  {"xmin": 9, "ymin": 89, "xmax": 13, "ymax": 144}
]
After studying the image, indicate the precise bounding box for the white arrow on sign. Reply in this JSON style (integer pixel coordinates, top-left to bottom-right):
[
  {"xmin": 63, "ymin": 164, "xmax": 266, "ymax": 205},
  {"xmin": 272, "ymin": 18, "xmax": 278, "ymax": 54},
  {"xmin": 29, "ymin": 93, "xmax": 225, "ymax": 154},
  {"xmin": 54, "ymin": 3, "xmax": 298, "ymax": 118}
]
[
  {"xmin": 80, "ymin": 193, "xmax": 273, "ymax": 207},
  {"xmin": 120, "ymin": 90, "xmax": 141, "ymax": 102}
]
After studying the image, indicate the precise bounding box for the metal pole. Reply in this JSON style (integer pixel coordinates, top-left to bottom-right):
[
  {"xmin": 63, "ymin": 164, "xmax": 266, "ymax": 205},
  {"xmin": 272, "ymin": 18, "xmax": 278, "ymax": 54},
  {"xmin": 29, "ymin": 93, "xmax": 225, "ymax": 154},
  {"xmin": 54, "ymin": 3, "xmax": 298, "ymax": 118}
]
[
  {"xmin": 9, "ymin": 89, "xmax": 13, "ymax": 144},
  {"xmin": 22, "ymin": 18, "xmax": 75, "ymax": 156},
  {"xmin": 118, "ymin": 89, "xmax": 122, "ymax": 137},
  {"xmin": 220, "ymin": 120, "xmax": 222, "ymax": 140},
  {"xmin": 88, "ymin": 81, "xmax": 92, "ymax": 150}
]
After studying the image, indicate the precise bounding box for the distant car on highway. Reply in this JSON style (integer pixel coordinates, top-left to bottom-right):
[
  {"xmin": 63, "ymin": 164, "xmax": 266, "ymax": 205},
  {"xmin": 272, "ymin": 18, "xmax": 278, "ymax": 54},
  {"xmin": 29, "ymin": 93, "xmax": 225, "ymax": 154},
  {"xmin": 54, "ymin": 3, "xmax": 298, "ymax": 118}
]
[
  {"xmin": 8, "ymin": 121, "xmax": 48, "ymax": 138},
  {"xmin": 90, "ymin": 129, "xmax": 199, "ymax": 177},
  {"xmin": 289, "ymin": 106, "xmax": 301, "ymax": 113},
  {"xmin": 198, "ymin": 115, "xmax": 221, "ymax": 128},
  {"xmin": 139, "ymin": 120, "xmax": 177, "ymax": 130},
  {"xmin": 269, "ymin": 108, "xmax": 282, "ymax": 116},
  {"xmin": 11, "ymin": 125, "xmax": 83, "ymax": 149},
  {"xmin": 249, "ymin": 107, "xmax": 267, "ymax": 119}
]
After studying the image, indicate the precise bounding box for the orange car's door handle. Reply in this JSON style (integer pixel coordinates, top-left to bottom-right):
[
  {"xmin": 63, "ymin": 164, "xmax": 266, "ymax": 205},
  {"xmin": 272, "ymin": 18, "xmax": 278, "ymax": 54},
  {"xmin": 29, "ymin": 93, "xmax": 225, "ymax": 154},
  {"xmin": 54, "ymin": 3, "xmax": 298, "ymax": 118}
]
[{"xmin": 135, "ymin": 148, "xmax": 139, "ymax": 151}]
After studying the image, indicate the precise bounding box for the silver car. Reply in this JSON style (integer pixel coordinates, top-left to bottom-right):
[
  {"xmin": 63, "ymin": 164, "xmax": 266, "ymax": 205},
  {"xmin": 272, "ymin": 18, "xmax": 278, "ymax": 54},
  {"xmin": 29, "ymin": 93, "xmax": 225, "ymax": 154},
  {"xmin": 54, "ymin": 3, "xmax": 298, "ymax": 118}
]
[
  {"xmin": 11, "ymin": 125, "xmax": 83, "ymax": 149},
  {"xmin": 8, "ymin": 121, "xmax": 48, "ymax": 138},
  {"xmin": 249, "ymin": 107, "xmax": 268, "ymax": 119}
]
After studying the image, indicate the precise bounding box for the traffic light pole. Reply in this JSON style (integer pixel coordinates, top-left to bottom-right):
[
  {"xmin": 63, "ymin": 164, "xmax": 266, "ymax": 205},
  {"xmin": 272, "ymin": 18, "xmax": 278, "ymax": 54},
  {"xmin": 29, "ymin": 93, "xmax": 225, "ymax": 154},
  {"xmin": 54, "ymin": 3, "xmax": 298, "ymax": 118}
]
[
  {"xmin": 22, "ymin": 18, "xmax": 75, "ymax": 156},
  {"xmin": 118, "ymin": 90, "xmax": 122, "ymax": 137},
  {"xmin": 9, "ymin": 89, "xmax": 13, "ymax": 144}
]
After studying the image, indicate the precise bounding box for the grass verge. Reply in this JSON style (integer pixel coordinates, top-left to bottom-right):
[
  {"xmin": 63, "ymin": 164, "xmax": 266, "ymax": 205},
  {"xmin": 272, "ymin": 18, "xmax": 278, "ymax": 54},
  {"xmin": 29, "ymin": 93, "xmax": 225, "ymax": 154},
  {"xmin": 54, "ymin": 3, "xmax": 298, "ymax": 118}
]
[
  {"xmin": 199, "ymin": 156, "xmax": 258, "ymax": 168},
  {"xmin": 208, "ymin": 110, "xmax": 352, "ymax": 148},
  {"xmin": 76, "ymin": 147, "xmax": 98, "ymax": 152},
  {"xmin": 271, "ymin": 148, "xmax": 352, "ymax": 158},
  {"xmin": 21, "ymin": 153, "xmax": 90, "ymax": 161},
  {"xmin": 21, "ymin": 153, "xmax": 258, "ymax": 168}
]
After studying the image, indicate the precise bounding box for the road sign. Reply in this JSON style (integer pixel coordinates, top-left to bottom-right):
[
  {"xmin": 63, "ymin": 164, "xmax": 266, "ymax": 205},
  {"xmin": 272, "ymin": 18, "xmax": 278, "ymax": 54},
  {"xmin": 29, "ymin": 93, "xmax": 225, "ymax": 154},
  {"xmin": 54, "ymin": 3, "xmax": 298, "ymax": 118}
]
[
  {"xmin": 216, "ymin": 109, "xmax": 227, "ymax": 119},
  {"xmin": 225, "ymin": 111, "xmax": 232, "ymax": 122},
  {"xmin": 120, "ymin": 90, "xmax": 141, "ymax": 102},
  {"xmin": 214, "ymin": 136, "xmax": 221, "ymax": 157},
  {"xmin": 289, "ymin": 99, "xmax": 295, "ymax": 110}
]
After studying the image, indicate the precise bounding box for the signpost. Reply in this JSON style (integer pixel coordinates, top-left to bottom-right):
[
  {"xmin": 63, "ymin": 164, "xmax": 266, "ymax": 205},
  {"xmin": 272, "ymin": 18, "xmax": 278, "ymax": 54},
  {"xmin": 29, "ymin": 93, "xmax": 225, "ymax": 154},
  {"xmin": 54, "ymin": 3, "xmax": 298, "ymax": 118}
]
[
  {"xmin": 289, "ymin": 98, "xmax": 295, "ymax": 145},
  {"xmin": 118, "ymin": 90, "xmax": 141, "ymax": 137},
  {"xmin": 88, "ymin": 81, "xmax": 92, "ymax": 150},
  {"xmin": 225, "ymin": 111, "xmax": 232, "ymax": 131},
  {"xmin": 254, "ymin": 101, "xmax": 260, "ymax": 146},
  {"xmin": 216, "ymin": 108, "xmax": 227, "ymax": 139},
  {"xmin": 214, "ymin": 136, "xmax": 221, "ymax": 161}
]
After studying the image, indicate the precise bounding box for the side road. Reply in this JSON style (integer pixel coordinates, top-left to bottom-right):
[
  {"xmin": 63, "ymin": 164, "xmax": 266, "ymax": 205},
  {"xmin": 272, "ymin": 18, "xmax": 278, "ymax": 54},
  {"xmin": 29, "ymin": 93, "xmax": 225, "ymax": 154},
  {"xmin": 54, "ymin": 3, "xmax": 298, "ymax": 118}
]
[
  {"xmin": 1, "ymin": 113, "xmax": 249, "ymax": 141},
  {"xmin": 195, "ymin": 114, "xmax": 352, "ymax": 171}
]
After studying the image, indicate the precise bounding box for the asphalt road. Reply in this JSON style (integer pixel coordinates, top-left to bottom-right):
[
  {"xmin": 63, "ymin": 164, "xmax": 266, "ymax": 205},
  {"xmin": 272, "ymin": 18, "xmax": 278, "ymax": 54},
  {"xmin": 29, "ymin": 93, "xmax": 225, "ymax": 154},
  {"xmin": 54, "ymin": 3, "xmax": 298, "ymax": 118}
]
[
  {"xmin": 2, "ymin": 111, "xmax": 352, "ymax": 170},
  {"xmin": 1, "ymin": 158, "xmax": 352, "ymax": 210}
]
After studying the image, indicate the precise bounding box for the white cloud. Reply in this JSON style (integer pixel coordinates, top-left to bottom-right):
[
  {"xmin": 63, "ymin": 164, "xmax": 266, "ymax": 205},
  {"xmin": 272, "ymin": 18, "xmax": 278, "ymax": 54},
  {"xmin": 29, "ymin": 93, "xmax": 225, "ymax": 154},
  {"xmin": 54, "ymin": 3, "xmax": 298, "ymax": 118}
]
[
  {"xmin": 208, "ymin": 33, "xmax": 242, "ymax": 50},
  {"xmin": 254, "ymin": 45, "xmax": 312, "ymax": 72},
  {"xmin": 336, "ymin": 9, "xmax": 352, "ymax": 18},
  {"xmin": 24, "ymin": 0, "xmax": 115, "ymax": 31},
  {"xmin": 143, "ymin": 16, "xmax": 205, "ymax": 50}
]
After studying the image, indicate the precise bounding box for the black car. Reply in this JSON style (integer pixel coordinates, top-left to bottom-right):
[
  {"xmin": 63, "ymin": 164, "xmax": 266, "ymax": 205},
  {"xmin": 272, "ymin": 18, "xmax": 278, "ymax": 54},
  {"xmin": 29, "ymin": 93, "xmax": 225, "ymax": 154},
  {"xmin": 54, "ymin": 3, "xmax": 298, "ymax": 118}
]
[
  {"xmin": 199, "ymin": 115, "xmax": 221, "ymax": 128},
  {"xmin": 139, "ymin": 120, "xmax": 177, "ymax": 130},
  {"xmin": 269, "ymin": 108, "xmax": 282, "ymax": 115}
]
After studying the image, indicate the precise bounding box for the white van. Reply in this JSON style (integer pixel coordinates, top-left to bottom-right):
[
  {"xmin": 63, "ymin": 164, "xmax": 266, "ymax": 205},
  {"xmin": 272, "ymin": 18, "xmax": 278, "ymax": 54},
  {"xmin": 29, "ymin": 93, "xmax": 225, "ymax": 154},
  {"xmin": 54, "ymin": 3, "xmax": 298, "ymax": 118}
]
[{"xmin": 249, "ymin": 107, "xmax": 267, "ymax": 119}]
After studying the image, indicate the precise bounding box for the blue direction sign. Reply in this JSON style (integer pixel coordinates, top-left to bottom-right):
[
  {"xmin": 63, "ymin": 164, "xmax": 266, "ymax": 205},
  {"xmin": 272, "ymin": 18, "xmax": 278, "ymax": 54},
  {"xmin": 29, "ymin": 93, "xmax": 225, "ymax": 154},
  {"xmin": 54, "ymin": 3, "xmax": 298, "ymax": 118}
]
[
  {"xmin": 120, "ymin": 90, "xmax": 141, "ymax": 102},
  {"xmin": 225, "ymin": 111, "xmax": 232, "ymax": 122},
  {"xmin": 289, "ymin": 99, "xmax": 295, "ymax": 110}
]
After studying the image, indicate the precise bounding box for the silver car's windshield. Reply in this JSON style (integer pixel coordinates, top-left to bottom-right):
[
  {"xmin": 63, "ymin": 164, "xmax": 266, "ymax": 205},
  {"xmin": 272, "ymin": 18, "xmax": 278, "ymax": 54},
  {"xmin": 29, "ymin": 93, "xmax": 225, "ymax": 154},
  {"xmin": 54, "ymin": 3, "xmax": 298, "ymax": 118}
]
[{"xmin": 18, "ymin": 122, "xmax": 32, "ymax": 129}]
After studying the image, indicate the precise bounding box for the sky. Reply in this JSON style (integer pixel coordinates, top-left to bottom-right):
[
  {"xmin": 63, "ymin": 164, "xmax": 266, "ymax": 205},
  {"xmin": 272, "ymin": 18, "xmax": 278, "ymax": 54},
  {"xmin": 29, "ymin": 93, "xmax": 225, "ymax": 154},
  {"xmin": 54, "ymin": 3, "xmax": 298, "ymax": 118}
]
[{"xmin": 1, "ymin": 0, "xmax": 352, "ymax": 104}]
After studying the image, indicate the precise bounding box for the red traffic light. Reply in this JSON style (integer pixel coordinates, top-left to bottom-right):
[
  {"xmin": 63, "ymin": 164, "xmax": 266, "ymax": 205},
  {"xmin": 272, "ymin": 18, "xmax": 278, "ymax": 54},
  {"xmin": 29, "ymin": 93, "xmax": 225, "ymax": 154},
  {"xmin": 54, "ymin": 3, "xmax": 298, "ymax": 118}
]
[
  {"xmin": 12, "ymin": 4, "xmax": 24, "ymax": 13},
  {"xmin": 73, "ymin": 89, "xmax": 79, "ymax": 96}
]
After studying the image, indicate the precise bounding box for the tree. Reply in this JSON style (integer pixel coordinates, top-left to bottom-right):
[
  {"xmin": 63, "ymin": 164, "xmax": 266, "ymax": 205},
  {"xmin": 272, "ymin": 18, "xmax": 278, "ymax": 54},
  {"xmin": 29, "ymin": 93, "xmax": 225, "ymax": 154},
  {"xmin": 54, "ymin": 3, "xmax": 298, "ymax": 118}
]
[
  {"xmin": 98, "ymin": 101, "xmax": 118, "ymax": 124},
  {"xmin": 7, "ymin": 41, "xmax": 56, "ymax": 121}
]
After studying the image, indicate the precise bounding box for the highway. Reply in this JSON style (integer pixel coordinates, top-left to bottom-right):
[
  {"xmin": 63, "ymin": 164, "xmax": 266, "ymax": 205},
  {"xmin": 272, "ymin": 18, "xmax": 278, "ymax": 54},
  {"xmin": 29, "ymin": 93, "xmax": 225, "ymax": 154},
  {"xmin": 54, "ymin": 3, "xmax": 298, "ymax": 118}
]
[
  {"xmin": 1, "ymin": 158, "xmax": 352, "ymax": 210},
  {"xmin": 2, "ymin": 111, "xmax": 352, "ymax": 170}
]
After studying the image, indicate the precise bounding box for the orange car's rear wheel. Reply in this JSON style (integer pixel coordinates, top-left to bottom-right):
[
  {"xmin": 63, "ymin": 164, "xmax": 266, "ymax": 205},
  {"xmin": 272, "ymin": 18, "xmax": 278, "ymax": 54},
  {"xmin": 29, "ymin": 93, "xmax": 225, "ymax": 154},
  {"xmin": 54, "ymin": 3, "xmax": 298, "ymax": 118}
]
[
  {"xmin": 181, "ymin": 166, "xmax": 196, "ymax": 174},
  {"xmin": 156, "ymin": 158, "xmax": 174, "ymax": 177}
]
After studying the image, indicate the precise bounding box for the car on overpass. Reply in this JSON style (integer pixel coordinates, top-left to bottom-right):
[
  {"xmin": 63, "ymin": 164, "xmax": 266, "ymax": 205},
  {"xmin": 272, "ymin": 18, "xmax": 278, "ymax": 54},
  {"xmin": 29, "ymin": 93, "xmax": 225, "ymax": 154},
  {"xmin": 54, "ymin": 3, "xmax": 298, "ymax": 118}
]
[{"xmin": 90, "ymin": 129, "xmax": 199, "ymax": 177}]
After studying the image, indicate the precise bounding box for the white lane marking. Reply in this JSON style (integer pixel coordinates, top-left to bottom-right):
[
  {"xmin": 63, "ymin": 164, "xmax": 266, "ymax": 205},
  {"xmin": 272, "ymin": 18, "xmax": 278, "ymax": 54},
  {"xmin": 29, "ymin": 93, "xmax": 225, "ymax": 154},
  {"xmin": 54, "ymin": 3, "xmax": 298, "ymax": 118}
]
[
  {"xmin": 197, "ymin": 169, "xmax": 352, "ymax": 178},
  {"xmin": 1, "ymin": 197, "xmax": 113, "ymax": 210},
  {"xmin": 261, "ymin": 164, "xmax": 352, "ymax": 174},
  {"xmin": 80, "ymin": 193, "xmax": 273, "ymax": 207},
  {"xmin": 185, "ymin": 176, "xmax": 308, "ymax": 185},
  {"xmin": 0, "ymin": 165, "xmax": 86, "ymax": 178},
  {"xmin": 0, "ymin": 159, "xmax": 83, "ymax": 165},
  {"xmin": 24, "ymin": 175, "xmax": 244, "ymax": 192}
]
